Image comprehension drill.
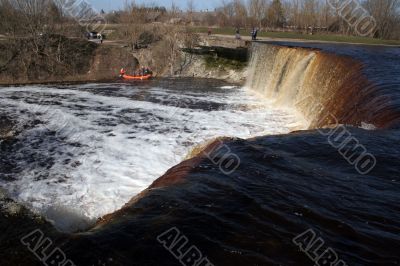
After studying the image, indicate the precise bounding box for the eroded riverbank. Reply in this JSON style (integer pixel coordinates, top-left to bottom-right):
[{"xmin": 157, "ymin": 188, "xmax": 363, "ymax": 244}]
[{"xmin": 0, "ymin": 35, "xmax": 249, "ymax": 86}]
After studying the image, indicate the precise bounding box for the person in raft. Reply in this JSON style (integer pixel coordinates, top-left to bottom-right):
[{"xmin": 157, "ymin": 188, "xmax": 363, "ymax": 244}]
[
  {"xmin": 139, "ymin": 67, "xmax": 152, "ymax": 76},
  {"xmin": 120, "ymin": 68, "xmax": 126, "ymax": 77},
  {"xmin": 120, "ymin": 67, "xmax": 152, "ymax": 77}
]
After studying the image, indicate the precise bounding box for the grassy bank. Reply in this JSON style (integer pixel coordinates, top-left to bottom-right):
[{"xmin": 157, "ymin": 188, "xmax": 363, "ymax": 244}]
[
  {"xmin": 204, "ymin": 55, "xmax": 247, "ymax": 71},
  {"xmin": 193, "ymin": 27, "xmax": 400, "ymax": 46}
]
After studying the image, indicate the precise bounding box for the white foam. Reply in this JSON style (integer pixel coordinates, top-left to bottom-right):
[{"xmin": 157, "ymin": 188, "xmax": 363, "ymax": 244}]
[
  {"xmin": 220, "ymin": 86, "xmax": 238, "ymax": 89},
  {"xmin": 0, "ymin": 83, "xmax": 305, "ymax": 232},
  {"xmin": 360, "ymin": 122, "xmax": 377, "ymax": 130}
]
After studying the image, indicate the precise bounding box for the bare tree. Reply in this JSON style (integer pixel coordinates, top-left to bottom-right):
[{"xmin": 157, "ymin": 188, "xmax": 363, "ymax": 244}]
[
  {"xmin": 248, "ymin": 0, "xmax": 268, "ymax": 27},
  {"xmin": 13, "ymin": 0, "xmax": 54, "ymax": 36},
  {"xmin": 0, "ymin": 0, "xmax": 64, "ymax": 55},
  {"xmin": 0, "ymin": 0, "xmax": 20, "ymax": 37},
  {"xmin": 364, "ymin": 0, "xmax": 400, "ymax": 39},
  {"xmin": 170, "ymin": 1, "xmax": 181, "ymax": 19},
  {"xmin": 179, "ymin": 27, "xmax": 200, "ymax": 73},
  {"xmin": 233, "ymin": 0, "xmax": 248, "ymax": 27},
  {"xmin": 187, "ymin": 0, "xmax": 195, "ymax": 24},
  {"xmin": 267, "ymin": 0, "xmax": 285, "ymax": 28},
  {"xmin": 217, "ymin": 0, "xmax": 235, "ymax": 27},
  {"xmin": 163, "ymin": 25, "xmax": 181, "ymax": 76},
  {"xmin": 120, "ymin": 2, "xmax": 147, "ymax": 51}
]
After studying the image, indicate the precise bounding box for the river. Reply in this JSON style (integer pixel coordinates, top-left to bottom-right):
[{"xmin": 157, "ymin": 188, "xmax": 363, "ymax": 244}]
[
  {"xmin": 0, "ymin": 78, "xmax": 304, "ymax": 232},
  {"xmin": 0, "ymin": 42, "xmax": 399, "ymax": 266}
]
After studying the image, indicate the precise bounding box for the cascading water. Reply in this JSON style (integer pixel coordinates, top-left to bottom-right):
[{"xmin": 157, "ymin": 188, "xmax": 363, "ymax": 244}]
[
  {"xmin": 1, "ymin": 42, "xmax": 400, "ymax": 266},
  {"xmin": 246, "ymin": 42, "xmax": 400, "ymax": 129},
  {"xmin": 247, "ymin": 44, "xmax": 316, "ymax": 107},
  {"xmin": 0, "ymin": 79, "xmax": 305, "ymax": 232}
]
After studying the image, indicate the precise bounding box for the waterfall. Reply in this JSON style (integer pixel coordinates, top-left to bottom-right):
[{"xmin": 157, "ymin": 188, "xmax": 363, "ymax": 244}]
[
  {"xmin": 247, "ymin": 44, "xmax": 316, "ymax": 107},
  {"xmin": 246, "ymin": 43, "xmax": 400, "ymax": 129}
]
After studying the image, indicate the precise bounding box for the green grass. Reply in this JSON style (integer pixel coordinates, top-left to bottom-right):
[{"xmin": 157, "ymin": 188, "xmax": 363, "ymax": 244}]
[
  {"xmin": 193, "ymin": 27, "xmax": 400, "ymax": 46},
  {"xmin": 204, "ymin": 55, "xmax": 247, "ymax": 71}
]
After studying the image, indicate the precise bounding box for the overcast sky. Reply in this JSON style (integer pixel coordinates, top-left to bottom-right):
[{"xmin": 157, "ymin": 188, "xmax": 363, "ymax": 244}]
[{"xmin": 87, "ymin": 0, "xmax": 219, "ymax": 12}]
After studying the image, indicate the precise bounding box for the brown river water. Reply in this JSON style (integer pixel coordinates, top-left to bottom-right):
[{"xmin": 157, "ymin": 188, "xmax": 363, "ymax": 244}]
[{"xmin": 0, "ymin": 42, "xmax": 399, "ymax": 266}]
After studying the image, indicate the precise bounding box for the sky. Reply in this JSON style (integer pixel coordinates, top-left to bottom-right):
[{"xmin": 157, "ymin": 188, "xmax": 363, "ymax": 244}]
[{"xmin": 88, "ymin": 0, "xmax": 219, "ymax": 12}]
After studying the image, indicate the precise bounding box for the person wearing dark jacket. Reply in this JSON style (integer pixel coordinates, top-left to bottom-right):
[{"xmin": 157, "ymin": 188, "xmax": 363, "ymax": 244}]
[{"xmin": 251, "ymin": 28, "xmax": 257, "ymax": 40}]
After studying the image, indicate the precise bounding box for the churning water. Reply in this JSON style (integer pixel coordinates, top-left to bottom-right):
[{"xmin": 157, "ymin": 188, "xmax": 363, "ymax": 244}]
[
  {"xmin": 1, "ymin": 43, "xmax": 400, "ymax": 266},
  {"xmin": 0, "ymin": 79, "xmax": 304, "ymax": 231}
]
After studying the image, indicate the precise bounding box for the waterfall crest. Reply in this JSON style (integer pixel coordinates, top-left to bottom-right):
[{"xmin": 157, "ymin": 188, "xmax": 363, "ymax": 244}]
[{"xmin": 247, "ymin": 43, "xmax": 400, "ymax": 129}]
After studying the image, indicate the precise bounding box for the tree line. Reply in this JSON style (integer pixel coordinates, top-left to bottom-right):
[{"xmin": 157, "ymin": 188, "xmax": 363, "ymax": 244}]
[
  {"xmin": 0, "ymin": 0, "xmax": 94, "ymax": 38},
  {"xmin": 0, "ymin": 0, "xmax": 99, "ymax": 81},
  {"xmin": 1, "ymin": 0, "xmax": 399, "ymax": 40},
  {"xmin": 209, "ymin": 0, "xmax": 400, "ymax": 39}
]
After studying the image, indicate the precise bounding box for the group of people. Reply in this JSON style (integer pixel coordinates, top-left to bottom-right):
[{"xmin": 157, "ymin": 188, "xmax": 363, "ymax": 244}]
[
  {"xmin": 135, "ymin": 67, "xmax": 152, "ymax": 76},
  {"xmin": 120, "ymin": 67, "xmax": 152, "ymax": 77},
  {"xmin": 234, "ymin": 27, "xmax": 259, "ymax": 40},
  {"xmin": 86, "ymin": 32, "xmax": 104, "ymax": 44}
]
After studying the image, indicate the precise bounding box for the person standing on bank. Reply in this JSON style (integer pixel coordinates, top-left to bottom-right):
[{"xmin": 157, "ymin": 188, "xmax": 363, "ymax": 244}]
[
  {"xmin": 235, "ymin": 28, "xmax": 241, "ymax": 40},
  {"xmin": 251, "ymin": 28, "xmax": 257, "ymax": 40}
]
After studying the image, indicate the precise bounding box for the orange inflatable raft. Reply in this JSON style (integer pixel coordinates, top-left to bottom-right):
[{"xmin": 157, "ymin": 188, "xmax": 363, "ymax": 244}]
[
  {"xmin": 121, "ymin": 74, "xmax": 152, "ymax": 80},
  {"xmin": 120, "ymin": 68, "xmax": 152, "ymax": 80}
]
